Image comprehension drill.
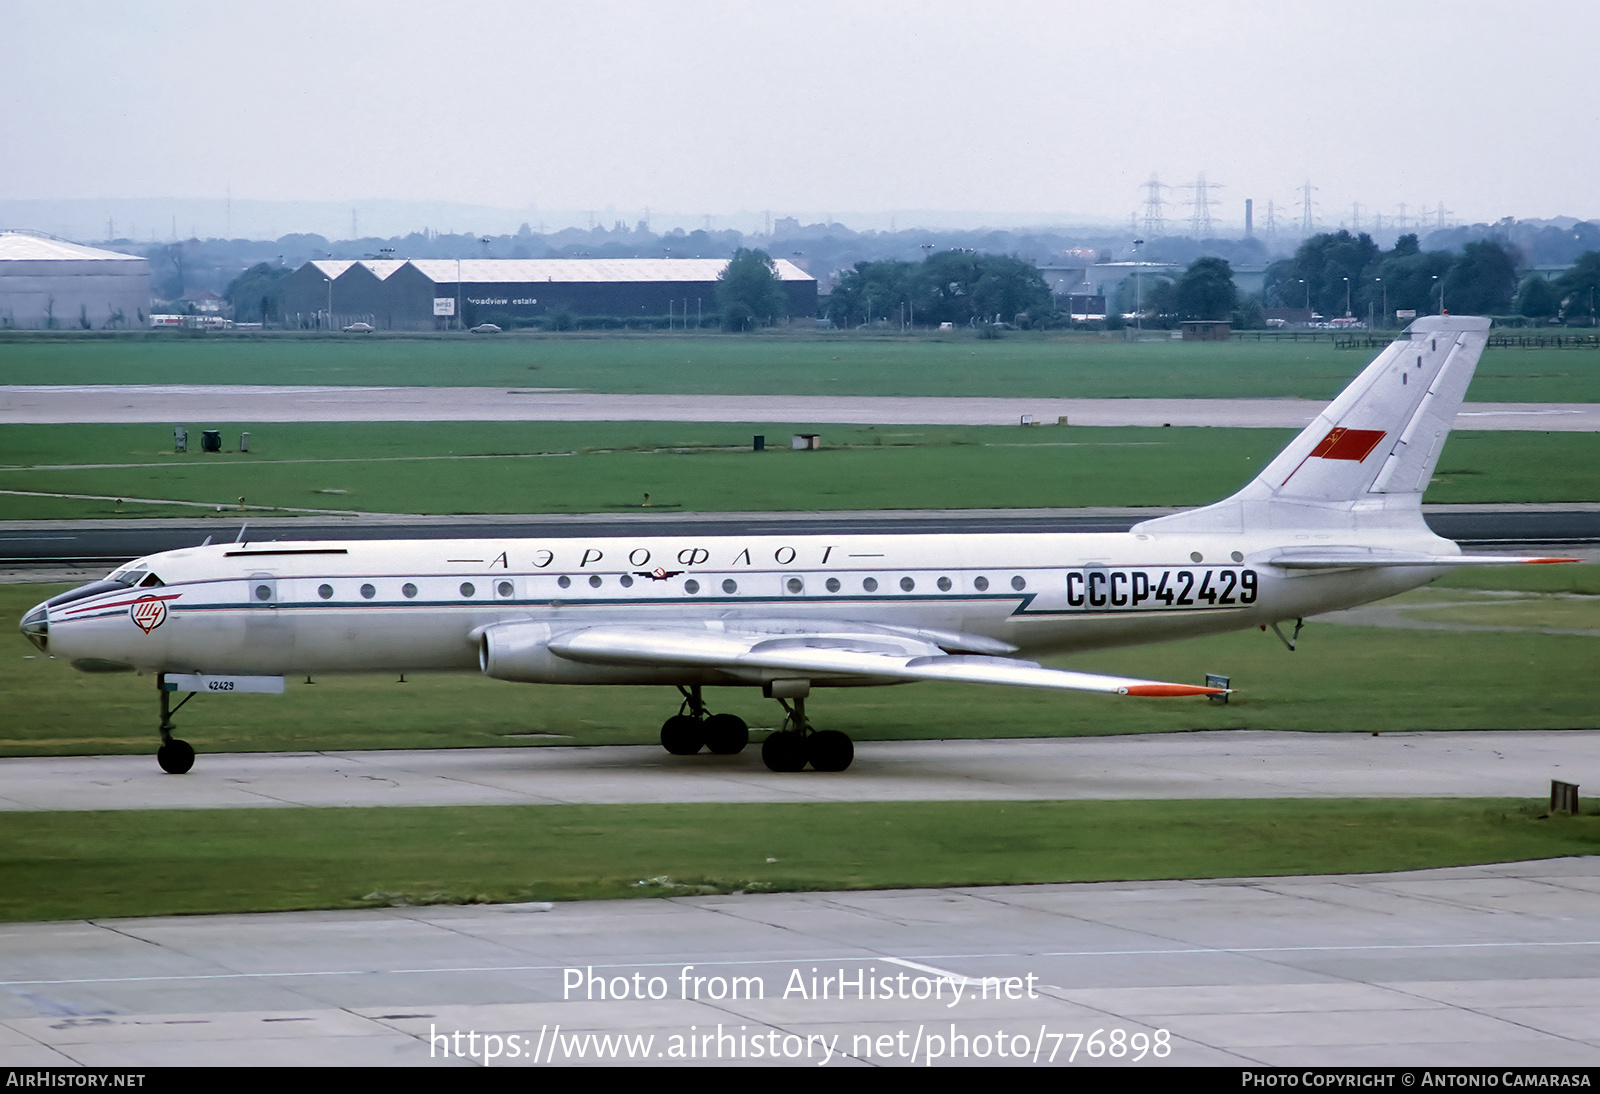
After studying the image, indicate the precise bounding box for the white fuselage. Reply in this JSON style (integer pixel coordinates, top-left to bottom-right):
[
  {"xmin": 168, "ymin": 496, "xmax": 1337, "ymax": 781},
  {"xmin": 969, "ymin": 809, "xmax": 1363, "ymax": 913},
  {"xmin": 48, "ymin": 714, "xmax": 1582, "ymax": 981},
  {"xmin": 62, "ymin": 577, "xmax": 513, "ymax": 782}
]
[{"xmin": 42, "ymin": 525, "xmax": 1451, "ymax": 684}]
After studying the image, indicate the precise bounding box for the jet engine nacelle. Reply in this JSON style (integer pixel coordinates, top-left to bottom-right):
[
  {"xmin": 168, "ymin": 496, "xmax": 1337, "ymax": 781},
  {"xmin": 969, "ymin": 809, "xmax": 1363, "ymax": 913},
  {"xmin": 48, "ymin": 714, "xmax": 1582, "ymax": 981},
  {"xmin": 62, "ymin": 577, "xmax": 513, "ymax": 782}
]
[{"xmin": 477, "ymin": 621, "xmax": 734, "ymax": 685}]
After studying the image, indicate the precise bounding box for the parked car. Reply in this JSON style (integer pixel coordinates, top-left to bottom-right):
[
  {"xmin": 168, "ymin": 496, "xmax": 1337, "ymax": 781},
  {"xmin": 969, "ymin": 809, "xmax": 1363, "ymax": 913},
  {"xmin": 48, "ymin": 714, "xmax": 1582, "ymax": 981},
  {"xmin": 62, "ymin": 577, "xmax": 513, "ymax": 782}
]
[
  {"xmin": 469, "ymin": 323, "xmax": 502, "ymax": 333},
  {"xmin": 342, "ymin": 322, "xmax": 374, "ymax": 333}
]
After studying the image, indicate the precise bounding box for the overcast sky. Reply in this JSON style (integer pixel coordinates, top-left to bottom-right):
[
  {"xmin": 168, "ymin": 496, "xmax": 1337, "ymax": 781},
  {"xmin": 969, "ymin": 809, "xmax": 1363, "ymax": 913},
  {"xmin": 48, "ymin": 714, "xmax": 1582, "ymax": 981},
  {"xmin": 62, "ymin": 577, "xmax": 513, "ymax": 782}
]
[{"xmin": 6, "ymin": 0, "xmax": 1596, "ymax": 233}]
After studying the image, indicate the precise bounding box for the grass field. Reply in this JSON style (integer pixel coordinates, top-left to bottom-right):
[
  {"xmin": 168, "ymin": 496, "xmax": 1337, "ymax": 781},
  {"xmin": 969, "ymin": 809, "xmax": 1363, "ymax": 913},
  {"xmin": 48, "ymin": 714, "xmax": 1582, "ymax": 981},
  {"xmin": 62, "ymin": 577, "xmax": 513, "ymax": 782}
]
[
  {"xmin": 4, "ymin": 330, "xmax": 1600, "ymax": 401},
  {"xmin": 1, "ymin": 797, "xmax": 1594, "ymax": 921},
  {"xmin": 1433, "ymin": 562, "xmax": 1600, "ymax": 595},
  {"xmin": 3, "ymin": 421, "xmax": 1595, "ymax": 520},
  {"xmin": 5, "ymin": 566, "xmax": 1596, "ymax": 758}
]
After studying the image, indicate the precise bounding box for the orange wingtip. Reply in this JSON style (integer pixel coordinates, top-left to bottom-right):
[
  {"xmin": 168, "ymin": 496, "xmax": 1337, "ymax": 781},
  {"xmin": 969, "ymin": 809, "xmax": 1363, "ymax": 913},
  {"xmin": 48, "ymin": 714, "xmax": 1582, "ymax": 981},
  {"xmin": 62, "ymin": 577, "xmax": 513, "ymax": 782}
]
[
  {"xmin": 1123, "ymin": 684, "xmax": 1230, "ymax": 697},
  {"xmin": 1522, "ymin": 557, "xmax": 1583, "ymax": 564}
]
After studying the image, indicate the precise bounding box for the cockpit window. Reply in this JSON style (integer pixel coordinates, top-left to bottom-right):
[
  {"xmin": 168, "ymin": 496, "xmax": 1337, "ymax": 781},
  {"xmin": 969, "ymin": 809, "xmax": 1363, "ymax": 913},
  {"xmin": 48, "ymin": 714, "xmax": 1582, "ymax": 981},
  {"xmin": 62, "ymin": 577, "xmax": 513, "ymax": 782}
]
[
  {"xmin": 107, "ymin": 568, "xmax": 145, "ymax": 586},
  {"xmin": 139, "ymin": 573, "xmax": 164, "ymax": 587}
]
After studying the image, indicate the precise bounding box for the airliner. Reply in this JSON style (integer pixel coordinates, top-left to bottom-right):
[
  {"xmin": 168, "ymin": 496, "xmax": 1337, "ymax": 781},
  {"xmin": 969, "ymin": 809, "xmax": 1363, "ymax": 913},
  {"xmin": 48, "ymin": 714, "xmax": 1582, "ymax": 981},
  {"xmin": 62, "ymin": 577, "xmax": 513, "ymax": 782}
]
[{"xmin": 20, "ymin": 316, "xmax": 1571, "ymax": 774}]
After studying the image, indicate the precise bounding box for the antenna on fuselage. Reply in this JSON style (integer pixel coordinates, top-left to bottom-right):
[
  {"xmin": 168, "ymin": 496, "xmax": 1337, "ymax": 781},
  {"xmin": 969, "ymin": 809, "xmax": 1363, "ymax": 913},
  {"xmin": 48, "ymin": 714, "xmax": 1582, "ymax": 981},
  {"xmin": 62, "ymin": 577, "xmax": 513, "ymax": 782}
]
[
  {"xmin": 199, "ymin": 535, "xmax": 212, "ymax": 547},
  {"xmin": 234, "ymin": 523, "xmax": 248, "ymax": 545}
]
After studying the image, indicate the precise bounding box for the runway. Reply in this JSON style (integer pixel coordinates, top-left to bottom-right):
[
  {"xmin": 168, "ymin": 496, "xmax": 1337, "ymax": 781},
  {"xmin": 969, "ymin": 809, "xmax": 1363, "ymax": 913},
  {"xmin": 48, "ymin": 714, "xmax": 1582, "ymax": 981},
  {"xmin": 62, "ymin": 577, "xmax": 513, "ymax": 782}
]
[
  {"xmin": 5, "ymin": 384, "xmax": 1599, "ymax": 429},
  {"xmin": 2, "ymin": 731, "xmax": 1594, "ymax": 812},
  {"xmin": 3, "ymin": 860, "xmax": 1597, "ymax": 1066}
]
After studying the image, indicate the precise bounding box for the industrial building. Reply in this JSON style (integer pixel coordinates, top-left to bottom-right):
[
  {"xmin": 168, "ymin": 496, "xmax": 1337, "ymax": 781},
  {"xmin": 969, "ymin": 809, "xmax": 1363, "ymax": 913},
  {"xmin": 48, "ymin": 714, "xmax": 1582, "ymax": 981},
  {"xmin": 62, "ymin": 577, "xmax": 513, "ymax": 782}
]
[
  {"xmin": 277, "ymin": 257, "xmax": 817, "ymax": 330},
  {"xmin": 1038, "ymin": 258, "xmax": 1269, "ymax": 304},
  {"xmin": 0, "ymin": 230, "xmax": 151, "ymax": 330}
]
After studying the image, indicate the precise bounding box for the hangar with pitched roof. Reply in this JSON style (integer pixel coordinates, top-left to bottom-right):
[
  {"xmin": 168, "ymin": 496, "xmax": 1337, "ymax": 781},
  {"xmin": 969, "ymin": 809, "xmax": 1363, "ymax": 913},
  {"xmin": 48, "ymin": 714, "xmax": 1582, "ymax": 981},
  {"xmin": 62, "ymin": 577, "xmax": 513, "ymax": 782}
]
[{"xmin": 276, "ymin": 257, "xmax": 816, "ymax": 330}]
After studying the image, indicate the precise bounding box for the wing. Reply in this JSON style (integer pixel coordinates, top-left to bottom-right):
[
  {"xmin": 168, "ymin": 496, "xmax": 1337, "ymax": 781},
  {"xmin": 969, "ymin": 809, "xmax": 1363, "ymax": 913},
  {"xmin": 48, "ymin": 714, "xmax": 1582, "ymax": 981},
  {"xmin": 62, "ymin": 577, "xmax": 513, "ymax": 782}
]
[{"xmin": 535, "ymin": 621, "xmax": 1224, "ymax": 697}]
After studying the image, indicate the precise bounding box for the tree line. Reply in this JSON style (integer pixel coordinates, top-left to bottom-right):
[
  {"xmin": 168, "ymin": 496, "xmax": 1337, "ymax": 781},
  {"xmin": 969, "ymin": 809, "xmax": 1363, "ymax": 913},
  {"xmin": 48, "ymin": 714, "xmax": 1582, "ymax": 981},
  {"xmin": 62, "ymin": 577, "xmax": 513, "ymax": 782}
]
[
  {"xmin": 224, "ymin": 240, "xmax": 1600, "ymax": 331},
  {"xmin": 825, "ymin": 252, "xmax": 1053, "ymax": 328},
  {"xmin": 1260, "ymin": 231, "xmax": 1599, "ymax": 324}
]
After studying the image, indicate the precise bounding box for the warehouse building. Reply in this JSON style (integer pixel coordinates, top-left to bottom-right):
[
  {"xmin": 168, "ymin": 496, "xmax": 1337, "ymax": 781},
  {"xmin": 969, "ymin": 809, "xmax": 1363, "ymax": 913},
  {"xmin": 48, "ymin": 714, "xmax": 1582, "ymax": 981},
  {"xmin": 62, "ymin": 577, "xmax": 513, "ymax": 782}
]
[
  {"xmin": 277, "ymin": 257, "xmax": 816, "ymax": 330},
  {"xmin": 0, "ymin": 230, "xmax": 151, "ymax": 330}
]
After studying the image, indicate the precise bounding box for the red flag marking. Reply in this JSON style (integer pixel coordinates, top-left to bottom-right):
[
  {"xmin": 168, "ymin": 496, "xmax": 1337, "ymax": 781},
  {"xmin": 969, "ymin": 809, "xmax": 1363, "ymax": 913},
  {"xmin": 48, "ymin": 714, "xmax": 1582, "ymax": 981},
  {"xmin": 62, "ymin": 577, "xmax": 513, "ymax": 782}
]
[
  {"xmin": 1281, "ymin": 426, "xmax": 1388, "ymax": 485},
  {"xmin": 1309, "ymin": 426, "xmax": 1387, "ymax": 462}
]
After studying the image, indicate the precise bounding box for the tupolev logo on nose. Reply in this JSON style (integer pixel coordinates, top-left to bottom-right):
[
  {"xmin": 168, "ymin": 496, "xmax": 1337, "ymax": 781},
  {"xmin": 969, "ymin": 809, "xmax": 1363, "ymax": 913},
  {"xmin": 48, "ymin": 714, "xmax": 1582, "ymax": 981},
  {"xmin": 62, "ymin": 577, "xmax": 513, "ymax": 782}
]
[{"xmin": 130, "ymin": 597, "xmax": 168, "ymax": 633}]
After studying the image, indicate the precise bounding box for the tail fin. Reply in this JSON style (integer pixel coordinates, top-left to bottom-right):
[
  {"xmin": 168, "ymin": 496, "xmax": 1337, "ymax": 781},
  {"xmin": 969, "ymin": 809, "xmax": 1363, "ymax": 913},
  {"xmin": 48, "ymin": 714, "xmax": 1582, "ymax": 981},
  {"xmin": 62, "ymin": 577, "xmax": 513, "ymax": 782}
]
[{"xmin": 1134, "ymin": 316, "xmax": 1491, "ymax": 535}]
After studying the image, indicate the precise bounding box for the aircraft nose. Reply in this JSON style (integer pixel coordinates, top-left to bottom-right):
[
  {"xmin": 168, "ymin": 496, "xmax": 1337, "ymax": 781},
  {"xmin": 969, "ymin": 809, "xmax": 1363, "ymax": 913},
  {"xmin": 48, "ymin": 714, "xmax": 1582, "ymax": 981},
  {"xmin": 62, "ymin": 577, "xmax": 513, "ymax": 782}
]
[{"xmin": 20, "ymin": 602, "xmax": 48, "ymax": 653}]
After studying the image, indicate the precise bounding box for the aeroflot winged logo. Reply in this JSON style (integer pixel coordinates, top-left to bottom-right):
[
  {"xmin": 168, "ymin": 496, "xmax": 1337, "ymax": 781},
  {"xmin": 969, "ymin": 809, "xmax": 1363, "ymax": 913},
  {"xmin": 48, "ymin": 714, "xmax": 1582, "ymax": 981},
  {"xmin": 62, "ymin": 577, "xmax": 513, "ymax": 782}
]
[{"xmin": 130, "ymin": 597, "xmax": 168, "ymax": 633}]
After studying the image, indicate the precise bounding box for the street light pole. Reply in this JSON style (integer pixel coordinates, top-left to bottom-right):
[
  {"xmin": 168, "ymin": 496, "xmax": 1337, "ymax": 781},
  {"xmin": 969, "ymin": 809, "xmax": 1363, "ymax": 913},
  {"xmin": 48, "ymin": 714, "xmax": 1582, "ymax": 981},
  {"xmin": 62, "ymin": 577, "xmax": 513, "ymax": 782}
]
[
  {"xmin": 1375, "ymin": 278, "xmax": 1385, "ymax": 328},
  {"xmin": 1343, "ymin": 277, "xmax": 1351, "ymax": 318},
  {"xmin": 324, "ymin": 277, "xmax": 331, "ymax": 330},
  {"xmin": 1133, "ymin": 238, "xmax": 1144, "ymax": 334}
]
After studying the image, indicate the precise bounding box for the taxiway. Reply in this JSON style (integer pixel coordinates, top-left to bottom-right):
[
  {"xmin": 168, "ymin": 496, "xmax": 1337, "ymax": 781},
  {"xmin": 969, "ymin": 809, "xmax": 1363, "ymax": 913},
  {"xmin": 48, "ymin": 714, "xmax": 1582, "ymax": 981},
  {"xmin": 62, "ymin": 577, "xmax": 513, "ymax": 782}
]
[
  {"xmin": 0, "ymin": 731, "xmax": 1594, "ymax": 812},
  {"xmin": 3, "ymin": 859, "xmax": 1597, "ymax": 1066},
  {"xmin": 4, "ymin": 384, "xmax": 1599, "ymax": 429}
]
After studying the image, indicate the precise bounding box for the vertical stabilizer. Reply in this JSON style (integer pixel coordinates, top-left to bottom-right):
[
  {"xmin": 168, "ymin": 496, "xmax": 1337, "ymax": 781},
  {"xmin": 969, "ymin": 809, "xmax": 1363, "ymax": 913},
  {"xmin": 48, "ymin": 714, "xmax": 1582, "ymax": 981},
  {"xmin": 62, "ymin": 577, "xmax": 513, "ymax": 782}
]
[{"xmin": 1133, "ymin": 316, "xmax": 1491, "ymax": 535}]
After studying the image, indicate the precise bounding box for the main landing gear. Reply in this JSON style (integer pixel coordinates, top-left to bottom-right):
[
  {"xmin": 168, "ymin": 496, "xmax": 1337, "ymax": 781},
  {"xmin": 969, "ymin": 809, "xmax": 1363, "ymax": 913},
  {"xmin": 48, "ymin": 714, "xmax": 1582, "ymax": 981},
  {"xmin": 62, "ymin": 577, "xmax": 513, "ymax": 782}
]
[
  {"xmin": 658, "ymin": 685, "xmax": 855, "ymax": 773},
  {"xmin": 155, "ymin": 673, "xmax": 196, "ymax": 774},
  {"xmin": 761, "ymin": 696, "xmax": 854, "ymax": 773},
  {"xmin": 659, "ymin": 685, "xmax": 751, "ymax": 756}
]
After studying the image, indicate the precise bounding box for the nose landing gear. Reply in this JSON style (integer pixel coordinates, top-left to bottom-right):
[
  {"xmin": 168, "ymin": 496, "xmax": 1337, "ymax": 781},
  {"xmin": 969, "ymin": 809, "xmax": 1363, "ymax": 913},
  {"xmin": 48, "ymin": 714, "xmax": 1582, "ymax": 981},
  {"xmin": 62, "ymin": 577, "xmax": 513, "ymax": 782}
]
[{"xmin": 155, "ymin": 674, "xmax": 196, "ymax": 774}]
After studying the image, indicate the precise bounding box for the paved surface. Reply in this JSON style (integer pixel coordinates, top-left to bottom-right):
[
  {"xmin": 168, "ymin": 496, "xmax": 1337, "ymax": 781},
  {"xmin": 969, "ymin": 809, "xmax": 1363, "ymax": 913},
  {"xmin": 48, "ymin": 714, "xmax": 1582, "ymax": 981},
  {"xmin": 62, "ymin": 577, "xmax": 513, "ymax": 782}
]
[
  {"xmin": 2, "ymin": 859, "xmax": 1597, "ymax": 1066},
  {"xmin": 3, "ymin": 731, "xmax": 1594, "ymax": 812},
  {"xmin": 4, "ymin": 384, "xmax": 1599, "ymax": 429}
]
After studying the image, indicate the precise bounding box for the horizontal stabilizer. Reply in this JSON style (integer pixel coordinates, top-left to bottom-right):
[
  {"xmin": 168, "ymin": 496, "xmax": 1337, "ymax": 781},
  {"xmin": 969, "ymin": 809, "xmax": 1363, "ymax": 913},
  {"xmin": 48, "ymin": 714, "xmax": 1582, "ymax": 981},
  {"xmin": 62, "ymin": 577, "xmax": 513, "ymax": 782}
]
[
  {"xmin": 1265, "ymin": 547, "xmax": 1580, "ymax": 570},
  {"xmin": 546, "ymin": 624, "xmax": 1225, "ymax": 697}
]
